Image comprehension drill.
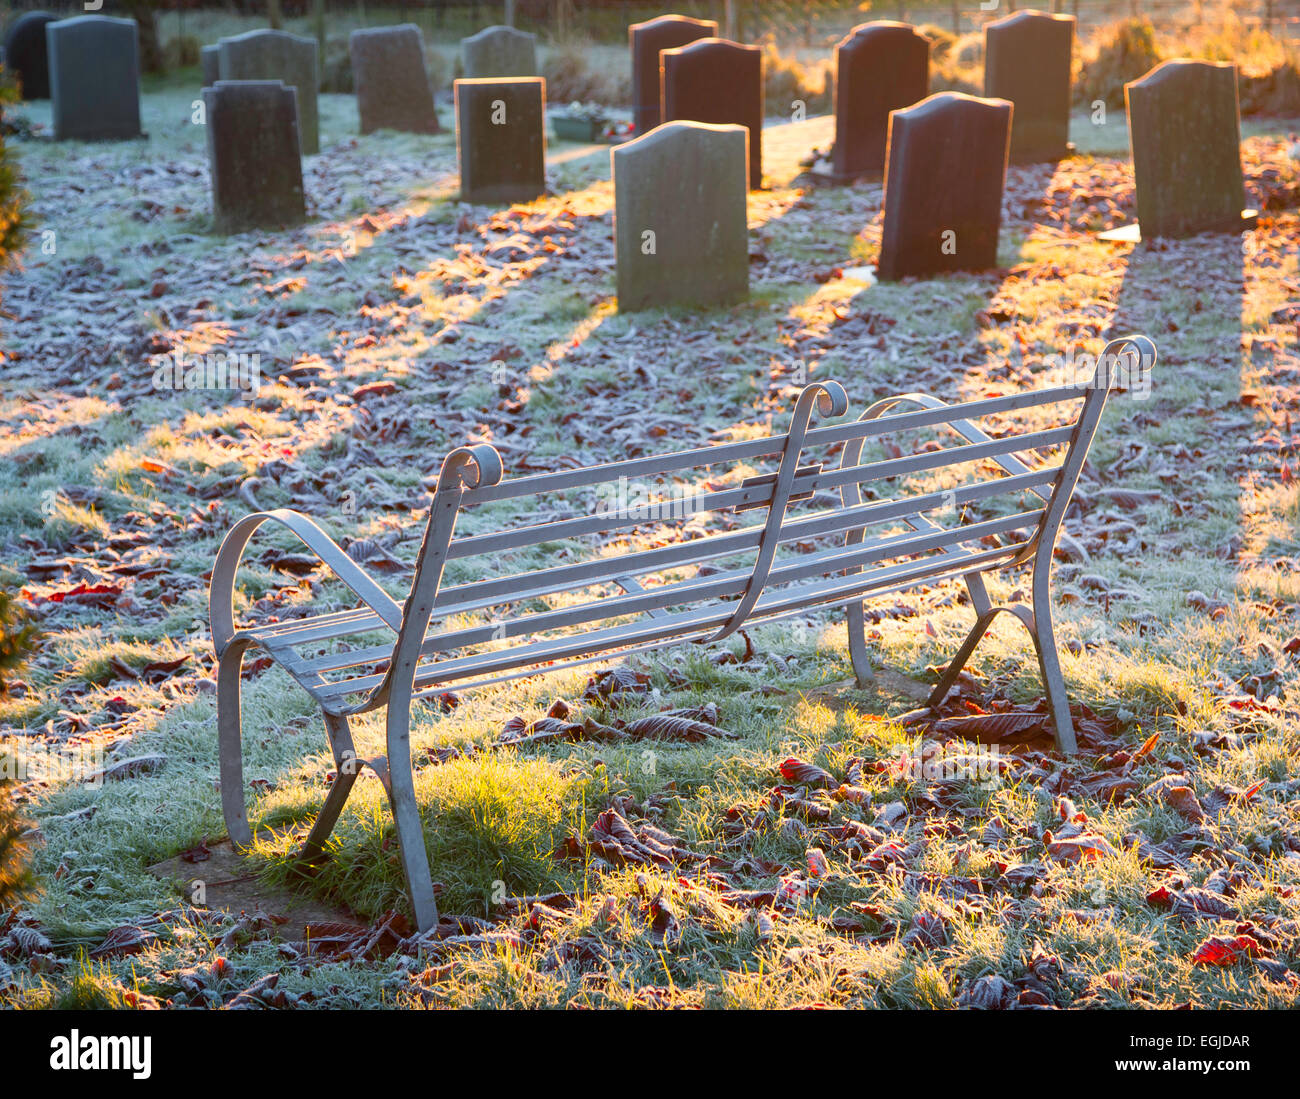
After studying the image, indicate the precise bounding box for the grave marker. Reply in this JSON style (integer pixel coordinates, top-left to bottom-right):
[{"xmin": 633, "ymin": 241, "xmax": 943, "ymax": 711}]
[
  {"xmin": 454, "ymin": 77, "xmax": 546, "ymax": 205},
  {"xmin": 461, "ymin": 25, "xmax": 537, "ymax": 79},
  {"xmin": 984, "ymin": 10, "xmax": 1075, "ymax": 163},
  {"xmin": 47, "ymin": 15, "xmax": 141, "ymax": 141},
  {"xmin": 613, "ymin": 120, "xmax": 749, "ymax": 312},
  {"xmin": 661, "ymin": 38, "xmax": 763, "ymax": 189},
  {"xmin": 832, "ymin": 21, "xmax": 929, "ymax": 180},
  {"xmin": 204, "ymin": 80, "xmax": 305, "ymax": 234},
  {"xmin": 4, "ymin": 10, "xmax": 57, "ymax": 99},
  {"xmin": 627, "ymin": 13, "xmax": 717, "ymax": 136},
  {"xmin": 219, "ymin": 29, "xmax": 319, "ymax": 154},
  {"xmin": 877, "ymin": 92, "xmax": 1012, "ymax": 280},
  {"xmin": 350, "ymin": 24, "xmax": 439, "ymax": 135}
]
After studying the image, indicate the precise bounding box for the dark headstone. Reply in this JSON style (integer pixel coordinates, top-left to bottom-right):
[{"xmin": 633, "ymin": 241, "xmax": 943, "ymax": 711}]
[
  {"xmin": 350, "ymin": 24, "xmax": 439, "ymax": 135},
  {"xmin": 218, "ymin": 29, "xmax": 319, "ymax": 154},
  {"xmin": 47, "ymin": 16, "xmax": 141, "ymax": 141},
  {"xmin": 984, "ymin": 10, "xmax": 1074, "ymax": 163},
  {"xmin": 454, "ymin": 77, "xmax": 546, "ymax": 205},
  {"xmin": 661, "ymin": 38, "xmax": 763, "ymax": 189},
  {"xmin": 200, "ymin": 44, "xmax": 220, "ymax": 87},
  {"xmin": 1125, "ymin": 59, "xmax": 1250, "ymax": 239},
  {"xmin": 613, "ymin": 121, "xmax": 749, "ymax": 312},
  {"xmin": 628, "ymin": 14, "xmax": 717, "ymax": 136},
  {"xmin": 4, "ymin": 11, "xmax": 57, "ymax": 100},
  {"xmin": 832, "ymin": 21, "xmax": 929, "ymax": 180},
  {"xmin": 204, "ymin": 80, "xmax": 305, "ymax": 234},
  {"xmin": 460, "ymin": 25, "xmax": 536, "ymax": 79},
  {"xmin": 878, "ymin": 92, "xmax": 1012, "ymax": 281}
]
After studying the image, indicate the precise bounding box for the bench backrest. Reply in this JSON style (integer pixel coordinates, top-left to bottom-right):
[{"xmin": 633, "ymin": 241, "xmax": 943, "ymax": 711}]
[{"xmin": 316, "ymin": 335, "xmax": 1153, "ymax": 711}]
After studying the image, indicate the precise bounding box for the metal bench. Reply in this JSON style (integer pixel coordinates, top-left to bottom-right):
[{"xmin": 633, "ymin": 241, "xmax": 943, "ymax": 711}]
[{"xmin": 209, "ymin": 333, "xmax": 1154, "ymax": 931}]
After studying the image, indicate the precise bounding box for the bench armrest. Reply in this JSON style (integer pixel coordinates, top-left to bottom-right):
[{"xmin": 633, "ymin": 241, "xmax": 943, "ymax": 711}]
[{"xmin": 209, "ymin": 508, "xmax": 404, "ymax": 655}]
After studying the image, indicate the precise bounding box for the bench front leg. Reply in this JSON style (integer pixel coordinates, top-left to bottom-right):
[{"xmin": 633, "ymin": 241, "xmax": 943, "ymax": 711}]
[
  {"xmin": 382, "ymin": 704, "xmax": 440, "ymax": 933},
  {"xmin": 217, "ymin": 639, "xmax": 255, "ymax": 848}
]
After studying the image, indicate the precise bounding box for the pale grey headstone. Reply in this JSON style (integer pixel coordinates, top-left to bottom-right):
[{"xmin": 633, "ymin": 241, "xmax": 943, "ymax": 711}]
[
  {"xmin": 200, "ymin": 44, "xmax": 220, "ymax": 87},
  {"xmin": 218, "ymin": 29, "xmax": 319, "ymax": 154},
  {"xmin": 460, "ymin": 25, "xmax": 537, "ymax": 79},
  {"xmin": 204, "ymin": 80, "xmax": 305, "ymax": 235},
  {"xmin": 1126, "ymin": 59, "xmax": 1248, "ymax": 239},
  {"xmin": 454, "ymin": 77, "xmax": 546, "ymax": 204},
  {"xmin": 47, "ymin": 15, "xmax": 141, "ymax": 141},
  {"xmin": 613, "ymin": 120, "xmax": 749, "ymax": 312},
  {"xmin": 349, "ymin": 24, "xmax": 439, "ymax": 135}
]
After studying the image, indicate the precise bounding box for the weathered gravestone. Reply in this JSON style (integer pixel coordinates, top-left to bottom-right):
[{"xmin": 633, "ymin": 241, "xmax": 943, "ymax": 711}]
[
  {"xmin": 1123, "ymin": 59, "xmax": 1253, "ymax": 239},
  {"xmin": 628, "ymin": 13, "xmax": 717, "ymax": 136},
  {"xmin": 219, "ymin": 29, "xmax": 319, "ymax": 154},
  {"xmin": 613, "ymin": 120, "xmax": 748, "ymax": 312},
  {"xmin": 204, "ymin": 80, "xmax": 305, "ymax": 234},
  {"xmin": 661, "ymin": 38, "xmax": 763, "ymax": 189},
  {"xmin": 454, "ymin": 77, "xmax": 546, "ymax": 205},
  {"xmin": 350, "ymin": 24, "xmax": 439, "ymax": 135},
  {"xmin": 877, "ymin": 92, "xmax": 1012, "ymax": 281},
  {"xmin": 200, "ymin": 44, "xmax": 220, "ymax": 87},
  {"xmin": 984, "ymin": 10, "xmax": 1074, "ymax": 163},
  {"xmin": 4, "ymin": 11, "xmax": 58, "ymax": 99},
  {"xmin": 832, "ymin": 21, "xmax": 929, "ymax": 180},
  {"xmin": 47, "ymin": 16, "xmax": 141, "ymax": 141},
  {"xmin": 460, "ymin": 25, "xmax": 536, "ymax": 79}
]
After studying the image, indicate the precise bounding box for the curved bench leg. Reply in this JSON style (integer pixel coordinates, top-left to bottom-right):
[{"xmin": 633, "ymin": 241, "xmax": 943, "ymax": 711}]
[
  {"xmin": 383, "ymin": 706, "xmax": 440, "ymax": 933},
  {"xmin": 1032, "ymin": 583, "xmax": 1078, "ymax": 755},
  {"xmin": 846, "ymin": 600, "xmax": 872, "ymax": 686},
  {"xmin": 927, "ymin": 607, "xmax": 1003, "ymax": 710},
  {"xmin": 297, "ymin": 712, "xmax": 361, "ymax": 866},
  {"xmin": 217, "ymin": 639, "xmax": 255, "ymax": 848}
]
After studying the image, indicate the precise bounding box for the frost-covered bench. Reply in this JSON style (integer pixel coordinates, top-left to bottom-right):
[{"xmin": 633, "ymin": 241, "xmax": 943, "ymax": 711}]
[{"xmin": 209, "ymin": 334, "xmax": 1154, "ymax": 930}]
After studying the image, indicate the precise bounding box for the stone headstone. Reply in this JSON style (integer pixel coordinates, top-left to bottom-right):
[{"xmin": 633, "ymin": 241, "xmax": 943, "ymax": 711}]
[
  {"xmin": 613, "ymin": 121, "xmax": 748, "ymax": 313},
  {"xmin": 218, "ymin": 29, "xmax": 319, "ymax": 154},
  {"xmin": 628, "ymin": 13, "xmax": 717, "ymax": 136},
  {"xmin": 984, "ymin": 10, "xmax": 1074, "ymax": 163},
  {"xmin": 454, "ymin": 77, "xmax": 546, "ymax": 205},
  {"xmin": 200, "ymin": 44, "xmax": 220, "ymax": 87},
  {"xmin": 878, "ymin": 92, "xmax": 1012, "ymax": 281},
  {"xmin": 4, "ymin": 11, "xmax": 57, "ymax": 99},
  {"xmin": 832, "ymin": 21, "xmax": 929, "ymax": 180},
  {"xmin": 47, "ymin": 16, "xmax": 141, "ymax": 141},
  {"xmin": 661, "ymin": 38, "xmax": 763, "ymax": 189},
  {"xmin": 204, "ymin": 80, "xmax": 305, "ymax": 234},
  {"xmin": 1125, "ymin": 59, "xmax": 1250, "ymax": 239},
  {"xmin": 460, "ymin": 25, "xmax": 536, "ymax": 79},
  {"xmin": 350, "ymin": 24, "xmax": 439, "ymax": 135}
]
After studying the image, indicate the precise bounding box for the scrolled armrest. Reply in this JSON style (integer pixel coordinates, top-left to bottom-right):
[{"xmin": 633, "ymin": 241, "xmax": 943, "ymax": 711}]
[{"xmin": 209, "ymin": 508, "xmax": 404, "ymax": 655}]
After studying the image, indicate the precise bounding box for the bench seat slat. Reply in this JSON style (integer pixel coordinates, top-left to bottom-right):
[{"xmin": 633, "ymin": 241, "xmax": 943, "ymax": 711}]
[
  {"xmin": 318, "ymin": 532, "xmax": 1033, "ymax": 704},
  {"xmin": 309, "ymin": 509, "xmax": 1041, "ymax": 695},
  {"xmin": 233, "ymin": 606, "xmax": 389, "ymax": 649}
]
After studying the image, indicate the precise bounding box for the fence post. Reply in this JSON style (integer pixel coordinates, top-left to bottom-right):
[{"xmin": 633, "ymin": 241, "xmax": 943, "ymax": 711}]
[{"xmin": 951, "ymin": 0, "xmax": 960, "ymax": 34}]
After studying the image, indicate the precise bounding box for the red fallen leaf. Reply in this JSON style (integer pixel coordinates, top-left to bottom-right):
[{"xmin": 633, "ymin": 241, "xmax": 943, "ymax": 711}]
[
  {"xmin": 779, "ymin": 757, "xmax": 835, "ymax": 788},
  {"xmin": 931, "ymin": 710, "xmax": 1048, "ymax": 742},
  {"xmin": 1044, "ymin": 831, "xmax": 1118, "ymax": 863},
  {"xmin": 181, "ymin": 840, "xmax": 211, "ymax": 863},
  {"xmin": 1192, "ymin": 934, "xmax": 1271, "ymax": 966},
  {"xmin": 24, "ymin": 582, "xmax": 123, "ymax": 607},
  {"xmin": 140, "ymin": 654, "xmax": 191, "ymax": 684},
  {"xmin": 1133, "ymin": 731, "xmax": 1160, "ymax": 758},
  {"xmin": 1242, "ymin": 780, "xmax": 1266, "ymax": 800},
  {"xmin": 1146, "ymin": 884, "xmax": 1176, "ymax": 908}
]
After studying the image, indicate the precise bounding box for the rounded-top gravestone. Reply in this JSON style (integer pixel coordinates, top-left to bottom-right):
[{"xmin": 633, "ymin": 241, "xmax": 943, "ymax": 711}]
[
  {"xmin": 453, "ymin": 77, "xmax": 546, "ymax": 205},
  {"xmin": 47, "ymin": 15, "xmax": 142, "ymax": 141},
  {"xmin": 3, "ymin": 11, "xmax": 58, "ymax": 99},
  {"xmin": 613, "ymin": 120, "xmax": 749, "ymax": 313},
  {"xmin": 983, "ymin": 9, "xmax": 1075, "ymax": 163},
  {"xmin": 878, "ymin": 92, "xmax": 1012, "ymax": 281},
  {"xmin": 1125, "ymin": 59, "xmax": 1250, "ymax": 239},
  {"xmin": 661, "ymin": 37, "xmax": 763, "ymax": 190},
  {"xmin": 832, "ymin": 21, "xmax": 930, "ymax": 180},
  {"xmin": 218, "ymin": 29, "xmax": 319, "ymax": 155},
  {"xmin": 627, "ymin": 13, "xmax": 717, "ymax": 136},
  {"xmin": 460, "ymin": 25, "xmax": 537, "ymax": 79}
]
